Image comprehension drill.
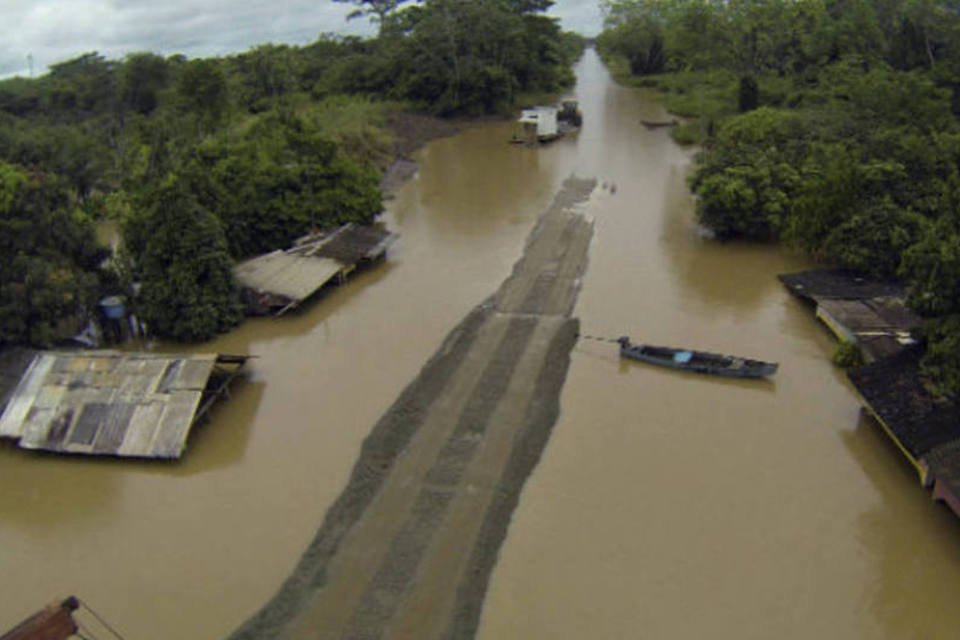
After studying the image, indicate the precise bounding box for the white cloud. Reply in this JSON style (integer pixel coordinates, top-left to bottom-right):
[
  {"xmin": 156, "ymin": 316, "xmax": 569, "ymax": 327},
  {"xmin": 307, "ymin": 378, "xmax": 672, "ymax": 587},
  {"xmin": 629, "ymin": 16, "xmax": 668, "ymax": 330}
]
[
  {"xmin": 0, "ymin": 0, "xmax": 602, "ymax": 78},
  {"xmin": 552, "ymin": 0, "xmax": 603, "ymax": 36}
]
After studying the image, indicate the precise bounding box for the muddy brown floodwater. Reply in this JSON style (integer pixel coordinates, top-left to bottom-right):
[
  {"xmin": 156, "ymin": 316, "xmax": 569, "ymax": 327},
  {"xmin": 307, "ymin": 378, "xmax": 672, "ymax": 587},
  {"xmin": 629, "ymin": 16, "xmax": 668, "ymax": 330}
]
[{"xmin": 3, "ymin": 49, "xmax": 960, "ymax": 639}]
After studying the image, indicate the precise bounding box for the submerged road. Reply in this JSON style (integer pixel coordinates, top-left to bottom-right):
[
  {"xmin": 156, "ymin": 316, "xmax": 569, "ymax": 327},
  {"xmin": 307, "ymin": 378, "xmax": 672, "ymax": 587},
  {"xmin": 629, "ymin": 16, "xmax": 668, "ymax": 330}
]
[{"xmin": 229, "ymin": 177, "xmax": 597, "ymax": 640}]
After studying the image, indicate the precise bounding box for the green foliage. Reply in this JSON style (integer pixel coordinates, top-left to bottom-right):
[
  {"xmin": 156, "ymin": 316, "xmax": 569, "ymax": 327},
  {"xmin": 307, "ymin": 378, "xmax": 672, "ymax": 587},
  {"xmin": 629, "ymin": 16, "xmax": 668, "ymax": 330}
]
[
  {"xmin": 917, "ymin": 315, "xmax": 960, "ymax": 398},
  {"xmin": 738, "ymin": 75, "xmax": 759, "ymax": 112},
  {"xmin": 184, "ymin": 110, "xmax": 382, "ymax": 258},
  {"xmin": 0, "ymin": 162, "xmax": 106, "ymax": 346},
  {"xmin": 670, "ymin": 121, "xmax": 701, "ymax": 145},
  {"xmin": 690, "ymin": 108, "xmax": 804, "ymax": 238},
  {"xmin": 297, "ymin": 95, "xmax": 395, "ymax": 165},
  {"xmin": 387, "ymin": 0, "xmax": 579, "ymax": 115},
  {"xmin": 124, "ymin": 179, "xmax": 242, "ymax": 342},
  {"xmin": 617, "ymin": 69, "xmax": 738, "ymax": 135},
  {"xmin": 120, "ymin": 53, "xmax": 170, "ymax": 116},
  {"xmin": 900, "ymin": 220, "xmax": 960, "ymax": 316},
  {"xmin": 600, "ymin": 0, "xmax": 960, "ymax": 76},
  {"xmin": 45, "ymin": 52, "xmax": 118, "ymax": 118},
  {"xmin": 832, "ymin": 340, "xmax": 864, "ymax": 368},
  {"xmin": 336, "ymin": 0, "xmax": 415, "ymax": 33},
  {"xmin": 232, "ymin": 45, "xmax": 300, "ymax": 112},
  {"xmin": 598, "ymin": 6, "xmax": 666, "ymax": 75},
  {"xmin": 0, "ymin": 2, "xmax": 583, "ymax": 343},
  {"xmin": 176, "ymin": 59, "xmax": 229, "ymax": 135},
  {"xmin": 601, "ymin": 0, "xmax": 960, "ymax": 397},
  {"xmin": 819, "ymin": 198, "xmax": 923, "ymax": 277}
]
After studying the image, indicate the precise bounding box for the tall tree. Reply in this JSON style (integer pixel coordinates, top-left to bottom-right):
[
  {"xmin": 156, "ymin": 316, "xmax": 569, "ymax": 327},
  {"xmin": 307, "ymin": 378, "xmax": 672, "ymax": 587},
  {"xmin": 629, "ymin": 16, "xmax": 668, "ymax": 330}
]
[
  {"xmin": 120, "ymin": 52, "xmax": 170, "ymax": 116},
  {"xmin": 45, "ymin": 52, "xmax": 118, "ymax": 118},
  {"xmin": 0, "ymin": 162, "xmax": 106, "ymax": 346},
  {"xmin": 176, "ymin": 59, "xmax": 229, "ymax": 136},
  {"xmin": 183, "ymin": 110, "xmax": 382, "ymax": 257},
  {"xmin": 124, "ymin": 179, "xmax": 242, "ymax": 342},
  {"xmin": 334, "ymin": 0, "xmax": 415, "ymax": 34}
]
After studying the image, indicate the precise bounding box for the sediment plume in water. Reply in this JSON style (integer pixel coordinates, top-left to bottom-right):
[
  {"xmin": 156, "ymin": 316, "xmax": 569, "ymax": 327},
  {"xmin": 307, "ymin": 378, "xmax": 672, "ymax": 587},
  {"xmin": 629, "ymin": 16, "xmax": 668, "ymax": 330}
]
[{"xmin": 228, "ymin": 176, "xmax": 596, "ymax": 640}]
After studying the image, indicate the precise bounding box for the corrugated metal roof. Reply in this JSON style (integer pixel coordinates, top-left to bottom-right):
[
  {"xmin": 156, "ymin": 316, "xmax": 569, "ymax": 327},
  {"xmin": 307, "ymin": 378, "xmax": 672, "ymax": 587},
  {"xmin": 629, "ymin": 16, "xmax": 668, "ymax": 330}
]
[
  {"xmin": 817, "ymin": 298, "xmax": 920, "ymax": 333},
  {"xmin": 0, "ymin": 351, "xmax": 247, "ymax": 459},
  {"xmin": 290, "ymin": 224, "xmax": 398, "ymax": 263},
  {"xmin": 235, "ymin": 225, "xmax": 398, "ymax": 316},
  {"xmin": 234, "ymin": 251, "xmax": 342, "ymax": 302},
  {"xmin": 778, "ymin": 270, "xmax": 904, "ymax": 301},
  {"xmin": 848, "ymin": 347, "xmax": 960, "ymax": 460}
]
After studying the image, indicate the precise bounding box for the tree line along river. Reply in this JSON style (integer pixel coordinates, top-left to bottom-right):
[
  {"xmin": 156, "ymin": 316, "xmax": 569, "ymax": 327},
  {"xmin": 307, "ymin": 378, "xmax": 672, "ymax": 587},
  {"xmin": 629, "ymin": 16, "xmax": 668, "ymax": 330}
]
[{"xmin": 2, "ymin": 49, "xmax": 960, "ymax": 639}]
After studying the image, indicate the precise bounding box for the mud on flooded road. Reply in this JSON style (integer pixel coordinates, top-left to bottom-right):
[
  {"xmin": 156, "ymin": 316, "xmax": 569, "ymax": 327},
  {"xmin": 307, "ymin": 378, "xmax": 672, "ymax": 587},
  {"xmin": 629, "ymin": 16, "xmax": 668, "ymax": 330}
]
[{"xmin": 229, "ymin": 177, "xmax": 597, "ymax": 640}]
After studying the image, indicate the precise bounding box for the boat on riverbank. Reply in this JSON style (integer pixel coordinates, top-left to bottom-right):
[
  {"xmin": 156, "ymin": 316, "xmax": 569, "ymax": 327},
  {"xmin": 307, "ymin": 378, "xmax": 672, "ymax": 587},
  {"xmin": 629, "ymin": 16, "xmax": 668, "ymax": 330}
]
[
  {"xmin": 640, "ymin": 119, "xmax": 678, "ymax": 129},
  {"xmin": 617, "ymin": 337, "xmax": 778, "ymax": 378}
]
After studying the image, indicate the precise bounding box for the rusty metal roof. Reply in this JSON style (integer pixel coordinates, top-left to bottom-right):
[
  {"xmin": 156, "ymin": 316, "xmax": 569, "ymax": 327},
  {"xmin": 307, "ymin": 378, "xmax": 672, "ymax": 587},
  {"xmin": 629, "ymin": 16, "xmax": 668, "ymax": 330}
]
[{"xmin": 0, "ymin": 351, "xmax": 248, "ymax": 459}]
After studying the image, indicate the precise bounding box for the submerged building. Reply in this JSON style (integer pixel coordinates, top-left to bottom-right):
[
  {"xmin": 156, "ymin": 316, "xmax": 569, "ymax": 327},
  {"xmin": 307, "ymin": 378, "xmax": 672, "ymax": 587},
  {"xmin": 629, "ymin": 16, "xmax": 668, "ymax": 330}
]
[
  {"xmin": 779, "ymin": 270, "xmax": 920, "ymax": 362},
  {"xmin": 0, "ymin": 351, "xmax": 249, "ymax": 459},
  {"xmin": 234, "ymin": 223, "xmax": 397, "ymax": 316}
]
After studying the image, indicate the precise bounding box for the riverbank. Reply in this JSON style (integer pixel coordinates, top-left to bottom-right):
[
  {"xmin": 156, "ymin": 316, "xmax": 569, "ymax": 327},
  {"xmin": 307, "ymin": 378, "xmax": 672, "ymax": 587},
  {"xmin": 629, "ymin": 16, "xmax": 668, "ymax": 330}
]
[
  {"xmin": 379, "ymin": 112, "xmax": 463, "ymax": 194},
  {"xmin": 380, "ymin": 111, "xmax": 519, "ymax": 195},
  {"xmin": 6, "ymin": 48, "xmax": 960, "ymax": 640},
  {"xmin": 228, "ymin": 177, "xmax": 596, "ymax": 639}
]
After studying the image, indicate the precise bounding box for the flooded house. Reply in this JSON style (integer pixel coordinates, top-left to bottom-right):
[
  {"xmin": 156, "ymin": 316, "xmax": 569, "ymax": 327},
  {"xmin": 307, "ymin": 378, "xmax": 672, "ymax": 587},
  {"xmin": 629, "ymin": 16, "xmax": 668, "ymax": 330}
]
[
  {"xmin": 234, "ymin": 223, "xmax": 397, "ymax": 316},
  {"xmin": 516, "ymin": 106, "xmax": 560, "ymax": 143},
  {"xmin": 848, "ymin": 347, "xmax": 960, "ymax": 515},
  {"xmin": 779, "ymin": 269, "xmax": 920, "ymax": 362},
  {"xmin": 0, "ymin": 351, "xmax": 249, "ymax": 460}
]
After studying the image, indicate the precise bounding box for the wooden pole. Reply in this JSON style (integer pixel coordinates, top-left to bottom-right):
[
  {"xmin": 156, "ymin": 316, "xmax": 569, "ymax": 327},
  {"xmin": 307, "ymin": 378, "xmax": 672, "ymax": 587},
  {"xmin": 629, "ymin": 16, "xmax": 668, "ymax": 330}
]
[{"xmin": 0, "ymin": 597, "xmax": 79, "ymax": 640}]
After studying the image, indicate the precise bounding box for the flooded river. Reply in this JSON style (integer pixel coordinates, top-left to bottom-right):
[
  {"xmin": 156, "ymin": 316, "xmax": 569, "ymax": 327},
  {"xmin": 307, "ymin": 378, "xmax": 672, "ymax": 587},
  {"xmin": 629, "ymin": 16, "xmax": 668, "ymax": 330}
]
[{"xmin": 3, "ymin": 49, "xmax": 960, "ymax": 639}]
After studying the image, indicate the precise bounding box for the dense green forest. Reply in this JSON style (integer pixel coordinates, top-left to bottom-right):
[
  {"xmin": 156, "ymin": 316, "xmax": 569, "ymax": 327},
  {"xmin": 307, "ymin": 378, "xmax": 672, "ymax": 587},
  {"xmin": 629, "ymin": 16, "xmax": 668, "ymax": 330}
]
[
  {"xmin": 0, "ymin": 0, "xmax": 583, "ymax": 343},
  {"xmin": 599, "ymin": 0, "xmax": 960, "ymax": 399}
]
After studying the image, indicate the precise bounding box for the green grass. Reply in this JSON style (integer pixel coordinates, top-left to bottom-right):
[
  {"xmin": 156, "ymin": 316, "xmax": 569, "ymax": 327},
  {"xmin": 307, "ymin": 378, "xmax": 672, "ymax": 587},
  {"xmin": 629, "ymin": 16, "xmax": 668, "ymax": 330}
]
[
  {"xmin": 671, "ymin": 121, "xmax": 703, "ymax": 145},
  {"xmin": 832, "ymin": 340, "xmax": 864, "ymax": 368},
  {"xmin": 296, "ymin": 95, "xmax": 398, "ymax": 165}
]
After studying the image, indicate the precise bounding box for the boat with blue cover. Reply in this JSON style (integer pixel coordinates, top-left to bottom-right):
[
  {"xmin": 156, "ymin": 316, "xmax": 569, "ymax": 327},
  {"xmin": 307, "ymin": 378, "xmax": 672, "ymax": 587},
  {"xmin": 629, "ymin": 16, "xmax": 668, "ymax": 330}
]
[{"xmin": 617, "ymin": 337, "xmax": 778, "ymax": 379}]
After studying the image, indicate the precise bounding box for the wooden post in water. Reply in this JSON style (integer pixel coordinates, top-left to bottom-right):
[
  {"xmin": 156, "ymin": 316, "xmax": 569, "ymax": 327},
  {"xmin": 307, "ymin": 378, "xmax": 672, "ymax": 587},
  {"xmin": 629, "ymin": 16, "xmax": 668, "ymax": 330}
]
[{"xmin": 0, "ymin": 597, "xmax": 79, "ymax": 640}]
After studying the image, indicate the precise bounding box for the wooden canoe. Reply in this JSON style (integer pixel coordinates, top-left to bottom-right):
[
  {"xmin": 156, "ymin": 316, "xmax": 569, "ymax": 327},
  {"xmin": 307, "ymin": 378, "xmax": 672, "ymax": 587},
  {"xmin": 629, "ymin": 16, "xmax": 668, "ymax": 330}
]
[
  {"xmin": 640, "ymin": 119, "xmax": 678, "ymax": 129},
  {"xmin": 617, "ymin": 337, "xmax": 778, "ymax": 379}
]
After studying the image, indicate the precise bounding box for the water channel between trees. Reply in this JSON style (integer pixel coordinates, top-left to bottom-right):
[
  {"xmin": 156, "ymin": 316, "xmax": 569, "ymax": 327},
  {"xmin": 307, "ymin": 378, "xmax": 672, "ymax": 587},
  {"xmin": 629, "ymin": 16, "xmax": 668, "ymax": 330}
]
[{"xmin": 3, "ymin": 49, "xmax": 960, "ymax": 639}]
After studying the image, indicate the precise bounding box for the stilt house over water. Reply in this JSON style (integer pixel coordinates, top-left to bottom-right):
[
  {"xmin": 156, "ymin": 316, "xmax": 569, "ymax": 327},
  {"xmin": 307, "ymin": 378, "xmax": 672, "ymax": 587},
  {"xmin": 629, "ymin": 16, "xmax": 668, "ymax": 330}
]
[
  {"xmin": 779, "ymin": 270, "xmax": 920, "ymax": 362},
  {"xmin": 783, "ymin": 269, "xmax": 960, "ymax": 520},
  {"xmin": 234, "ymin": 223, "xmax": 397, "ymax": 316},
  {"xmin": 848, "ymin": 347, "xmax": 960, "ymax": 516}
]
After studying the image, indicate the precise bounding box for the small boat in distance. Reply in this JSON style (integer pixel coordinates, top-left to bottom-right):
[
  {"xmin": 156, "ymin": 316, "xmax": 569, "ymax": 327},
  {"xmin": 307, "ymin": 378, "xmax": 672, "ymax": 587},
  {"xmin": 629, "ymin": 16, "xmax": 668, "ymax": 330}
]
[
  {"xmin": 617, "ymin": 337, "xmax": 778, "ymax": 379},
  {"xmin": 640, "ymin": 119, "xmax": 678, "ymax": 129},
  {"xmin": 511, "ymin": 99, "xmax": 583, "ymax": 144}
]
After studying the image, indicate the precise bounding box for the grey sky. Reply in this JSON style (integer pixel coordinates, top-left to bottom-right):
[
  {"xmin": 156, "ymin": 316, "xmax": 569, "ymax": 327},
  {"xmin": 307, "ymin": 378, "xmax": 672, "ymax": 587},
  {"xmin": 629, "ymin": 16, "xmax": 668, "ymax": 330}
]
[{"xmin": 0, "ymin": 0, "xmax": 604, "ymax": 78}]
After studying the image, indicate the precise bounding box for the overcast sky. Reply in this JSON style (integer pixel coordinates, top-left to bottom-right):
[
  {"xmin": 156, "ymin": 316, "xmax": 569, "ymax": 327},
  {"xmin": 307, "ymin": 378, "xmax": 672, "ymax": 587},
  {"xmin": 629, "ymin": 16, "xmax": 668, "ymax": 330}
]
[{"xmin": 0, "ymin": 0, "xmax": 604, "ymax": 78}]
